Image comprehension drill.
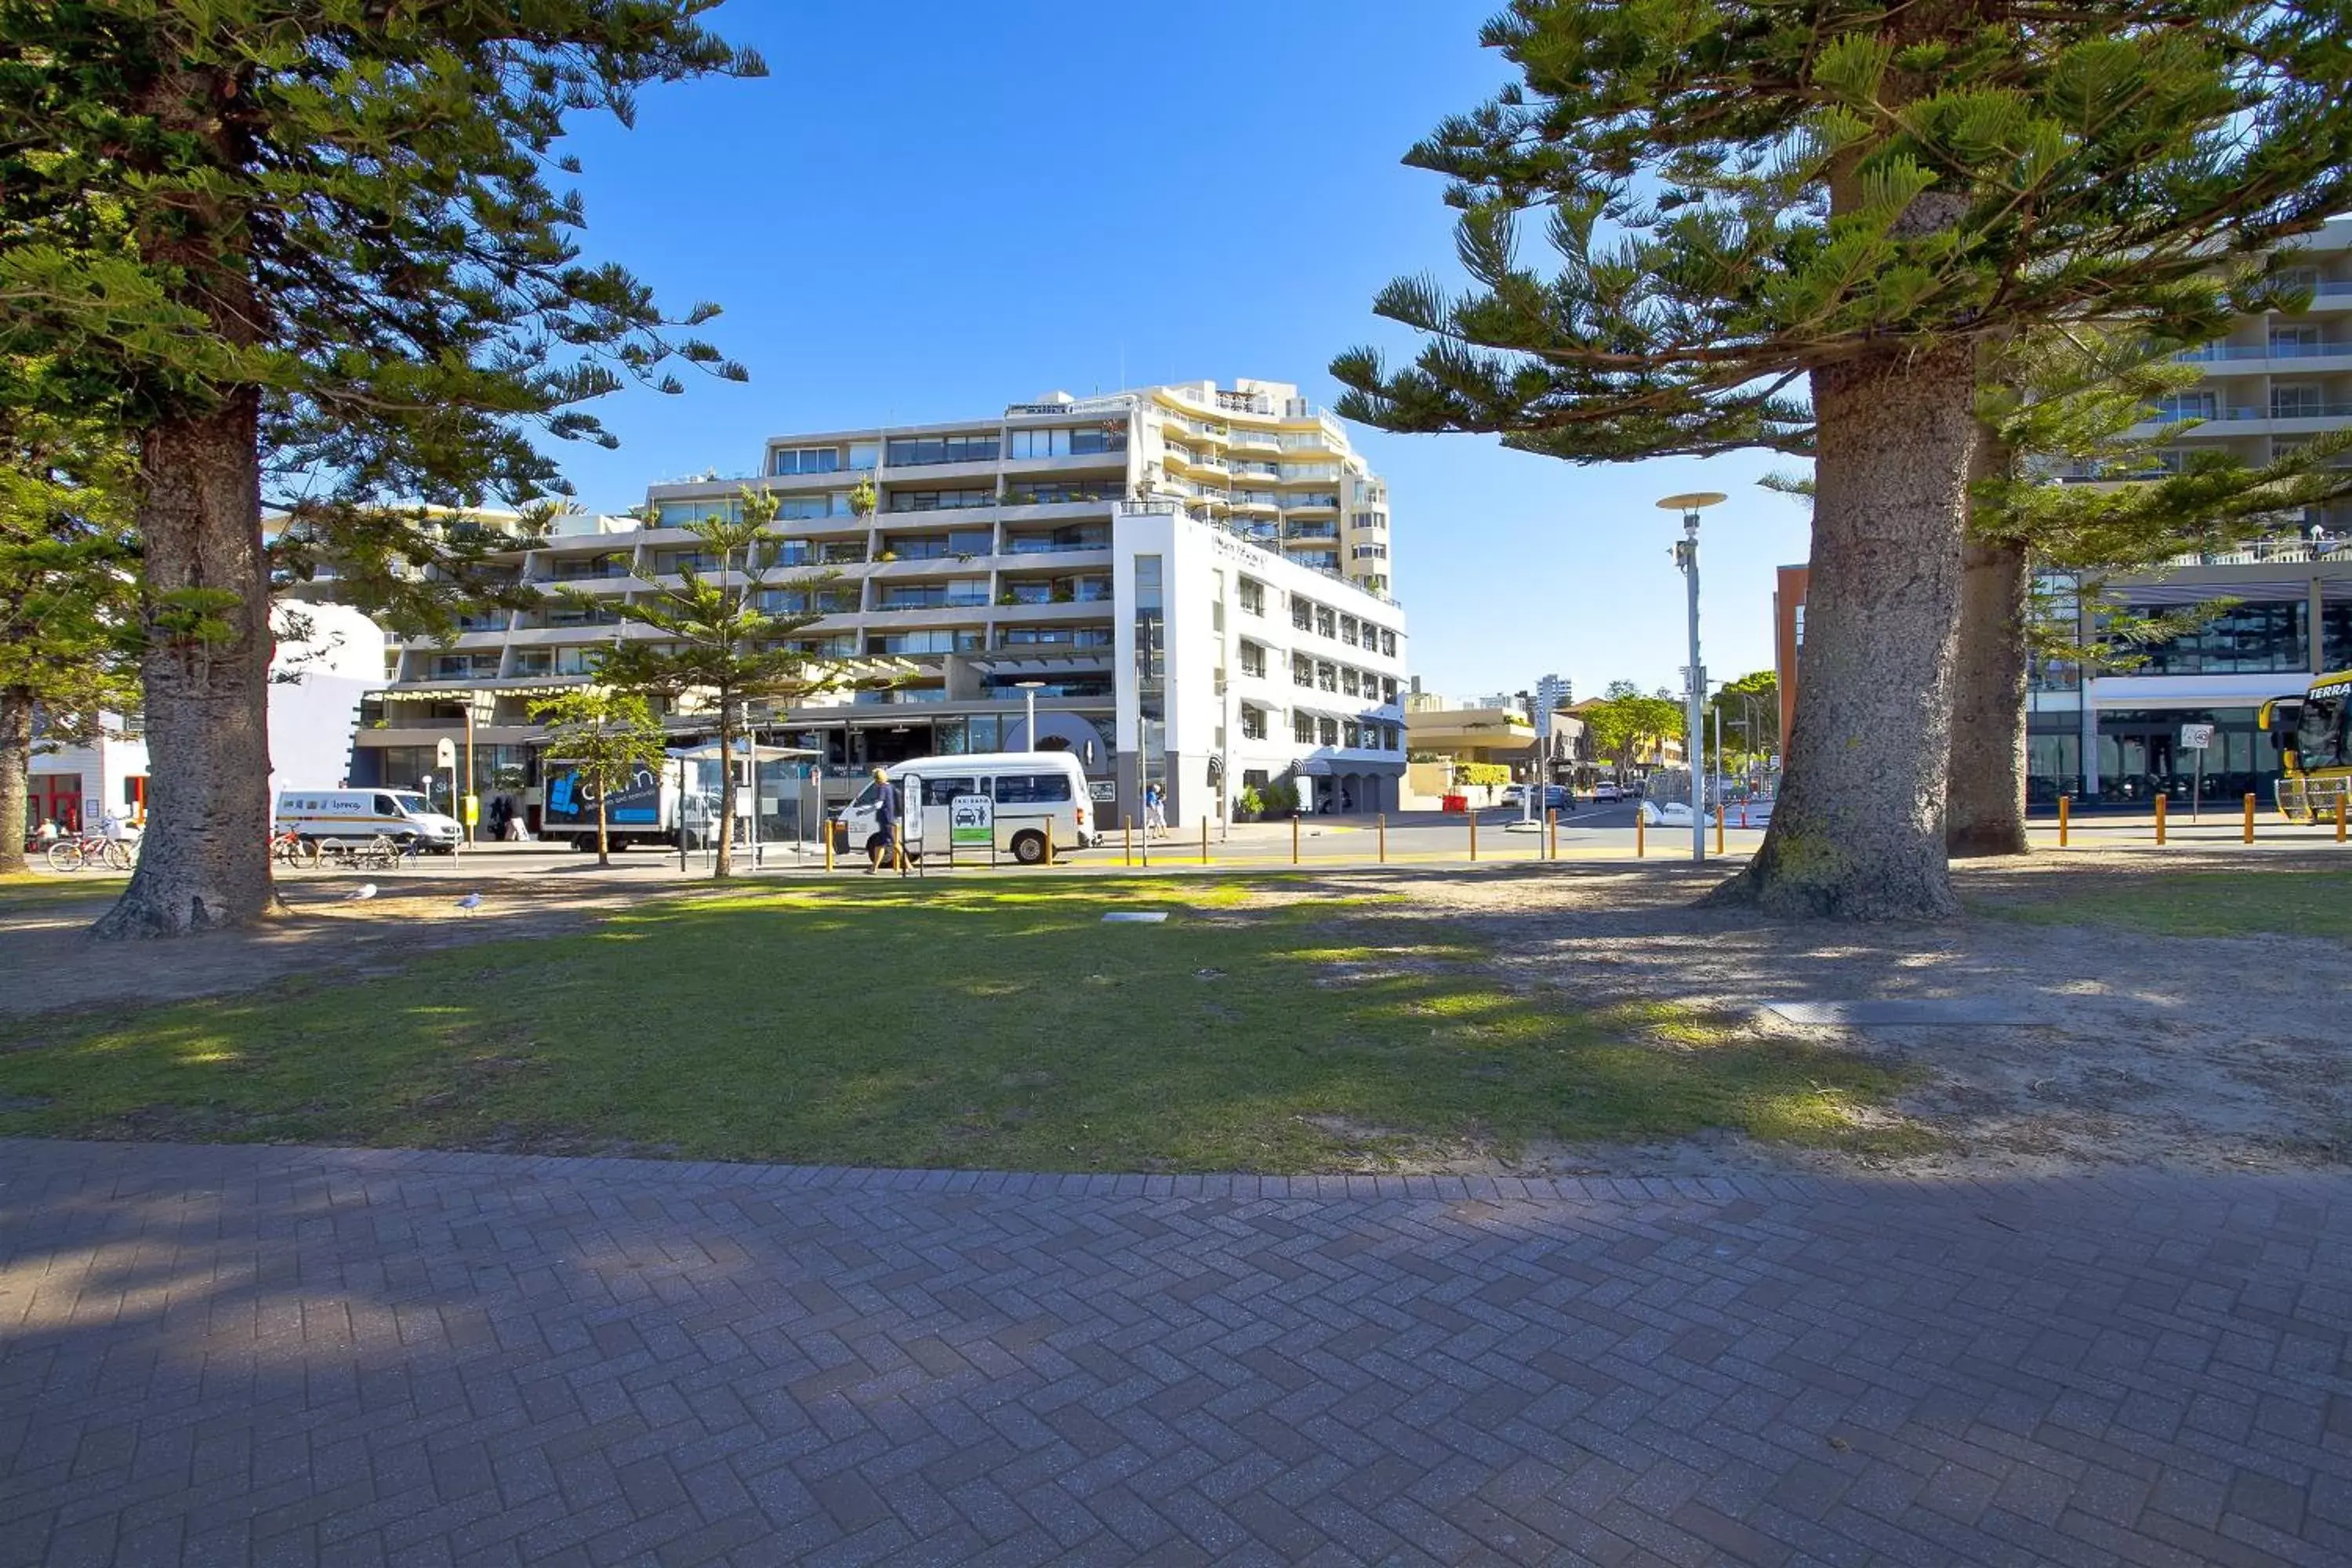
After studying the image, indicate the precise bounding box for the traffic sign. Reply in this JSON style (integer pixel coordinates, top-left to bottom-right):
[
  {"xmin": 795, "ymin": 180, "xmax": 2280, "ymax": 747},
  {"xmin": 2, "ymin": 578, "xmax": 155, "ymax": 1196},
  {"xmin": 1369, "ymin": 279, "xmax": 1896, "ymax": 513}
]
[
  {"xmin": 949, "ymin": 793, "xmax": 993, "ymax": 848},
  {"xmin": 434, "ymin": 737, "xmax": 456, "ymax": 769},
  {"xmin": 2180, "ymin": 724, "xmax": 2216, "ymax": 750}
]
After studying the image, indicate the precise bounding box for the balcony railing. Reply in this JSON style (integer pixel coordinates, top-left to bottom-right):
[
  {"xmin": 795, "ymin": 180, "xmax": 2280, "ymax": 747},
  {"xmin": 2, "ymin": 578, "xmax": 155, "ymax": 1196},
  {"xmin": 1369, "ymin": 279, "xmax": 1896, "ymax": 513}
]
[{"xmin": 2174, "ymin": 341, "xmax": 2351, "ymax": 361}]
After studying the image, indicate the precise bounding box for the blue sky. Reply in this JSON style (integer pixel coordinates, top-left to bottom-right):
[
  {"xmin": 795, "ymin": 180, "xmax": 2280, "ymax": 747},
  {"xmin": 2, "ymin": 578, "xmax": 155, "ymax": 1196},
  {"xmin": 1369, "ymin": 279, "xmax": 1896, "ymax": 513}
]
[{"xmin": 548, "ymin": 0, "xmax": 1810, "ymax": 702}]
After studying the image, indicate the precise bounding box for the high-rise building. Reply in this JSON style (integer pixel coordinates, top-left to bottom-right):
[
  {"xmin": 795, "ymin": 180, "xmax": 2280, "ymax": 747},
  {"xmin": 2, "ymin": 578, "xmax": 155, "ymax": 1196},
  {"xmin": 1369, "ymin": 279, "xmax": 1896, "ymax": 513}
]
[
  {"xmin": 1532, "ymin": 673, "xmax": 1573, "ymax": 736},
  {"xmin": 351, "ymin": 379, "xmax": 1410, "ymax": 825}
]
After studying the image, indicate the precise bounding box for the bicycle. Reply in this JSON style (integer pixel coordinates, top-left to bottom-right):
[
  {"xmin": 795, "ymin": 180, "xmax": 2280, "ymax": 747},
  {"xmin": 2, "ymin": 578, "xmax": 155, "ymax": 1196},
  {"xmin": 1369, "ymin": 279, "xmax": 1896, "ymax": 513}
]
[
  {"xmin": 318, "ymin": 833, "xmax": 405, "ymax": 873},
  {"xmin": 45, "ymin": 833, "xmax": 133, "ymax": 873},
  {"xmin": 270, "ymin": 829, "xmax": 320, "ymax": 869}
]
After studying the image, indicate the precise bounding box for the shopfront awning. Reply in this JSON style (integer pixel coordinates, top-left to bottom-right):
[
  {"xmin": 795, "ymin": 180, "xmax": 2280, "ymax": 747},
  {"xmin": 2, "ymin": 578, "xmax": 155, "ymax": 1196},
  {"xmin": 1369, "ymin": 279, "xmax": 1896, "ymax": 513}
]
[{"xmin": 667, "ymin": 740, "xmax": 822, "ymax": 762}]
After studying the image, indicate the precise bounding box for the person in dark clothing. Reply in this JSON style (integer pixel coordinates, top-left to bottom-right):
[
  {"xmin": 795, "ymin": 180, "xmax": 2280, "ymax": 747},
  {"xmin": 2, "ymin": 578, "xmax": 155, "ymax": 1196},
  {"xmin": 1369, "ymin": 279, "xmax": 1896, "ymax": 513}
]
[{"xmin": 866, "ymin": 766, "xmax": 906, "ymax": 875}]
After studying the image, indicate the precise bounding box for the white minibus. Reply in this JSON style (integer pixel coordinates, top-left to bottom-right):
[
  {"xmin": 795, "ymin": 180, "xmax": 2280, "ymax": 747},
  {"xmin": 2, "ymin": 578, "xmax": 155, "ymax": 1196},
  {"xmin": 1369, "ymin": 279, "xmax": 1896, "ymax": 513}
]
[{"xmin": 837, "ymin": 752, "xmax": 1098, "ymax": 866}]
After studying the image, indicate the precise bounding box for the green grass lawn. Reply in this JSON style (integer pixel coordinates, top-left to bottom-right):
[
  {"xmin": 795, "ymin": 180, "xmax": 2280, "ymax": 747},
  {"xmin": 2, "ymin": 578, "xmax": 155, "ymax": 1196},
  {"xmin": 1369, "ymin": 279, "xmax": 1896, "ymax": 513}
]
[
  {"xmin": 1979, "ymin": 869, "xmax": 2352, "ymax": 942},
  {"xmin": 0, "ymin": 877, "xmax": 1927, "ymax": 1171}
]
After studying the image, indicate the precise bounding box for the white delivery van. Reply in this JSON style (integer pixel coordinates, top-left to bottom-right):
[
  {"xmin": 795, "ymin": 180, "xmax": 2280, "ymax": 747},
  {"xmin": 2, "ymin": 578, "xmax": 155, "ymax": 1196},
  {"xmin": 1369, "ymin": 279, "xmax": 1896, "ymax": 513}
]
[
  {"xmin": 274, "ymin": 788, "xmax": 463, "ymax": 852},
  {"xmin": 837, "ymin": 752, "xmax": 1097, "ymax": 866}
]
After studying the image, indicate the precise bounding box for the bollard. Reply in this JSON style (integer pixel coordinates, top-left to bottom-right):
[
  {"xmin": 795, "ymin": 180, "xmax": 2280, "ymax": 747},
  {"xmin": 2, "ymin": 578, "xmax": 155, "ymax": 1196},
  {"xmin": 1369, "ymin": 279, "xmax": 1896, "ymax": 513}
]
[
  {"xmin": 1124, "ymin": 816, "xmax": 1133, "ymax": 868},
  {"xmin": 2339, "ymin": 793, "xmax": 2347, "ymax": 844},
  {"xmin": 1377, "ymin": 813, "xmax": 1387, "ymax": 864},
  {"xmin": 1044, "ymin": 817, "xmax": 1054, "ymax": 866},
  {"xmin": 1200, "ymin": 816, "xmax": 1208, "ymax": 866},
  {"xmin": 1547, "ymin": 808, "xmax": 1557, "ymax": 862},
  {"xmin": 2244, "ymin": 793, "xmax": 2256, "ymax": 844},
  {"xmin": 1469, "ymin": 810, "xmax": 1479, "ymax": 862},
  {"xmin": 824, "ymin": 828, "xmax": 834, "ymax": 873},
  {"xmin": 1291, "ymin": 814, "xmax": 1300, "ymax": 866},
  {"xmin": 2155, "ymin": 793, "xmax": 2167, "ymax": 846},
  {"xmin": 1636, "ymin": 808, "xmax": 1645, "ymax": 858},
  {"xmin": 2058, "ymin": 794, "xmax": 2070, "ymax": 848},
  {"xmin": 1715, "ymin": 804, "xmax": 1725, "ymax": 855}
]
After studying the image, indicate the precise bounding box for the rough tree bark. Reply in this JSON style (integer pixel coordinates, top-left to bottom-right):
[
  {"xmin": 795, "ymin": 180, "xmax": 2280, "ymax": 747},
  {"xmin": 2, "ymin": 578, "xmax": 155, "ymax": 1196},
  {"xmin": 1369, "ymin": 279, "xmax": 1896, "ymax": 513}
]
[
  {"xmin": 91, "ymin": 60, "xmax": 281, "ymax": 937},
  {"xmin": 0, "ymin": 693, "xmax": 31, "ymax": 876},
  {"xmin": 90, "ymin": 394, "xmax": 280, "ymax": 936},
  {"xmin": 1711, "ymin": 338, "xmax": 1976, "ymax": 919},
  {"xmin": 1947, "ymin": 489, "xmax": 2033, "ymax": 859}
]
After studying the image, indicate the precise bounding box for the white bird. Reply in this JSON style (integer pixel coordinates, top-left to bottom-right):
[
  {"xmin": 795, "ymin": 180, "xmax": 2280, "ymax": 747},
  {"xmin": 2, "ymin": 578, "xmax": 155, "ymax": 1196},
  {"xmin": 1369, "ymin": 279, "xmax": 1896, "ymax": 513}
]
[
  {"xmin": 343, "ymin": 884, "xmax": 377, "ymax": 902},
  {"xmin": 455, "ymin": 892, "xmax": 482, "ymax": 915}
]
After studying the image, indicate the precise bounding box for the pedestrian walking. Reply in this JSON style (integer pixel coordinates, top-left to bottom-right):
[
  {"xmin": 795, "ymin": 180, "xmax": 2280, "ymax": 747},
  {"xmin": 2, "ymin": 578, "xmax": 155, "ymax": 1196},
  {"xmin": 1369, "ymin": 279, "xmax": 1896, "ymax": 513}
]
[
  {"xmin": 866, "ymin": 766, "xmax": 906, "ymax": 876},
  {"xmin": 1144, "ymin": 780, "xmax": 1167, "ymax": 840}
]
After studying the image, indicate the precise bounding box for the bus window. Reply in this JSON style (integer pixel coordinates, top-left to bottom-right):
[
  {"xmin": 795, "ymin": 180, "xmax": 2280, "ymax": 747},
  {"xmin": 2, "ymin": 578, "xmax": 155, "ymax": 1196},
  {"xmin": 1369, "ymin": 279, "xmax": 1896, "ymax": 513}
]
[
  {"xmin": 920, "ymin": 777, "xmax": 978, "ymax": 806},
  {"xmin": 994, "ymin": 772, "xmax": 1073, "ymax": 804},
  {"xmin": 2299, "ymin": 695, "xmax": 2347, "ymax": 769}
]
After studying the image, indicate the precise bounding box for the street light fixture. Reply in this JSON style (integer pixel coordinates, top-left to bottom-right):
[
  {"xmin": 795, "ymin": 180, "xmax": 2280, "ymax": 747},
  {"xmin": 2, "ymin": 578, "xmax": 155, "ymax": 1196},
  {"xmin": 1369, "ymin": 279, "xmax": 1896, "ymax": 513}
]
[
  {"xmin": 1657, "ymin": 491, "xmax": 1726, "ymax": 865},
  {"xmin": 1014, "ymin": 680, "xmax": 1045, "ymax": 753}
]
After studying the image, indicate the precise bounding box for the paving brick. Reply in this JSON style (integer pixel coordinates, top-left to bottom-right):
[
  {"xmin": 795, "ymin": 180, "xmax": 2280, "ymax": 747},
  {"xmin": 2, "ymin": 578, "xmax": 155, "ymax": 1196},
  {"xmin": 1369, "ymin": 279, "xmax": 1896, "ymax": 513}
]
[{"xmin": 6, "ymin": 1142, "xmax": 2352, "ymax": 1568}]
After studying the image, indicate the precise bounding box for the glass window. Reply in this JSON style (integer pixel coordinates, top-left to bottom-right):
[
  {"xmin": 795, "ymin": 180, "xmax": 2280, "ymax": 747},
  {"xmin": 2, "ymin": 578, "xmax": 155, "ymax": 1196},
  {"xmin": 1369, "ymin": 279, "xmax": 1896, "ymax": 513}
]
[
  {"xmin": 917, "ymin": 776, "xmax": 978, "ymax": 807},
  {"xmin": 994, "ymin": 772, "xmax": 1073, "ymax": 804},
  {"xmin": 885, "ymin": 434, "xmax": 1000, "ymax": 466},
  {"xmin": 2324, "ymin": 599, "xmax": 2352, "ymax": 669},
  {"xmin": 1319, "ymin": 718, "xmax": 1339, "ymax": 746},
  {"xmin": 1294, "ymin": 713, "xmax": 1316, "ymax": 743},
  {"xmin": 1315, "ymin": 607, "xmax": 1336, "ymax": 639},
  {"xmin": 1380, "ymin": 628, "xmax": 1396, "ymax": 657},
  {"xmin": 2118, "ymin": 600, "xmax": 2308, "ymax": 675},
  {"xmin": 1291, "ymin": 598, "xmax": 1313, "ymax": 631},
  {"xmin": 771, "ymin": 446, "xmax": 841, "ymax": 476}
]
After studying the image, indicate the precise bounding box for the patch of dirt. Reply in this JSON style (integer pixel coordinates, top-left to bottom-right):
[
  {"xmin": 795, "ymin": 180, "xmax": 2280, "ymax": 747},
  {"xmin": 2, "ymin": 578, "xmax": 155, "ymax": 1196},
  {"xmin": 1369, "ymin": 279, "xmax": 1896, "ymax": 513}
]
[{"xmin": 1282, "ymin": 852, "xmax": 2352, "ymax": 1179}]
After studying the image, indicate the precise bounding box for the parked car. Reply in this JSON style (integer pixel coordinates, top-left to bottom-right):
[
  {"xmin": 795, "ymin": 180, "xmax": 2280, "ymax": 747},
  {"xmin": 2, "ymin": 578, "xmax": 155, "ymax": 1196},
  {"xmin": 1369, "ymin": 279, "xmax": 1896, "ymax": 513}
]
[
  {"xmin": 1501, "ymin": 784, "xmax": 1572, "ymax": 811},
  {"xmin": 1592, "ymin": 782, "xmax": 1623, "ymax": 803}
]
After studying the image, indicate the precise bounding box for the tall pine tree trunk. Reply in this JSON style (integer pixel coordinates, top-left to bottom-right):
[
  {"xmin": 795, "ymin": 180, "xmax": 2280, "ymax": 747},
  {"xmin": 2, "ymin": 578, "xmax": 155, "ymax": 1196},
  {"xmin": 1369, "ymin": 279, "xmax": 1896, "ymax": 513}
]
[
  {"xmin": 92, "ymin": 394, "xmax": 278, "ymax": 936},
  {"xmin": 0, "ymin": 691, "xmax": 31, "ymax": 876},
  {"xmin": 93, "ymin": 59, "xmax": 277, "ymax": 938},
  {"xmin": 1712, "ymin": 339, "xmax": 1974, "ymax": 919},
  {"xmin": 1947, "ymin": 515, "xmax": 2032, "ymax": 857}
]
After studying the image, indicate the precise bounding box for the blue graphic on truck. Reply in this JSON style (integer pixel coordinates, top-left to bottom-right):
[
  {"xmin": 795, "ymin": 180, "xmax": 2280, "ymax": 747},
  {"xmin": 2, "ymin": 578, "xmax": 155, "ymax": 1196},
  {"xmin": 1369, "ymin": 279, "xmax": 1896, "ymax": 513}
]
[{"xmin": 543, "ymin": 763, "xmax": 662, "ymax": 827}]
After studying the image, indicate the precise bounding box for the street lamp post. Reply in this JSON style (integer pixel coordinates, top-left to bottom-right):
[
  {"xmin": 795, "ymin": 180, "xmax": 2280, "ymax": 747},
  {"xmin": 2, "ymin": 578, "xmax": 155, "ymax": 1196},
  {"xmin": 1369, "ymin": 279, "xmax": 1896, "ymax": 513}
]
[
  {"xmin": 1014, "ymin": 680, "xmax": 1045, "ymax": 752},
  {"xmin": 1657, "ymin": 492, "xmax": 1725, "ymax": 865}
]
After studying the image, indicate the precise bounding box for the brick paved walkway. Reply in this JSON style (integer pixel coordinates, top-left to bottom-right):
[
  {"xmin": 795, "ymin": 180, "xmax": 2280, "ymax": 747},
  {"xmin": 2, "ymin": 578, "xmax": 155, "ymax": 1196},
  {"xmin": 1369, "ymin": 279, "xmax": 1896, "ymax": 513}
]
[{"xmin": 2, "ymin": 1142, "xmax": 2347, "ymax": 1567}]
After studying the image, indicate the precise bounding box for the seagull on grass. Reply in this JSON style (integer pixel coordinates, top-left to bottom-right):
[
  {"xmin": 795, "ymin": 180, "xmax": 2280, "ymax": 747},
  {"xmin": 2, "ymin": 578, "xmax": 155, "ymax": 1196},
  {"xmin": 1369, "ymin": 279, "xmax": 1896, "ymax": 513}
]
[
  {"xmin": 343, "ymin": 884, "xmax": 377, "ymax": 902},
  {"xmin": 455, "ymin": 892, "xmax": 483, "ymax": 915}
]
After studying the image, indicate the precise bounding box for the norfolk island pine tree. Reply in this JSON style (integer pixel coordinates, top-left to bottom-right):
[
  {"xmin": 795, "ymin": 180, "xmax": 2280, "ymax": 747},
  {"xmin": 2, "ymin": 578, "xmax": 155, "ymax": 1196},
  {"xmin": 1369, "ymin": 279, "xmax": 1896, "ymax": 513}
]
[
  {"xmin": 0, "ymin": 394, "xmax": 140, "ymax": 875},
  {"xmin": 1768, "ymin": 325, "xmax": 2352, "ymax": 855},
  {"xmin": 532, "ymin": 688, "xmax": 668, "ymax": 868},
  {"xmin": 1948, "ymin": 327, "xmax": 2352, "ymax": 854},
  {"xmin": 588, "ymin": 490, "xmax": 884, "ymax": 881},
  {"xmin": 1331, "ymin": 0, "xmax": 2352, "ymax": 918},
  {"xmin": 0, "ymin": 4, "xmax": 764, "ymax": 936}
]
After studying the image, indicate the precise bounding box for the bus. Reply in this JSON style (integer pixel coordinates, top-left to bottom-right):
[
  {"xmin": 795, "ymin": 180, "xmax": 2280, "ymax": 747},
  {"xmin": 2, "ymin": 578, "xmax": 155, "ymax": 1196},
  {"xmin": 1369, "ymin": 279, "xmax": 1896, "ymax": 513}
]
[{"xmin": 2258, "ymin": 670, "xmax": 2352, "ymax": 823}]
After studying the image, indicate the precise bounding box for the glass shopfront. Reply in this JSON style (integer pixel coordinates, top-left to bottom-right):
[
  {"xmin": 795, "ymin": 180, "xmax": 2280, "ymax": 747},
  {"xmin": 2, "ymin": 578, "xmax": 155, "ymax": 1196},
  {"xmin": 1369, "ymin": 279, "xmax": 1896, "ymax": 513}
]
[{"xmin": 2028, "ymin": 707, "xmax": 2285, "ymax": 807}]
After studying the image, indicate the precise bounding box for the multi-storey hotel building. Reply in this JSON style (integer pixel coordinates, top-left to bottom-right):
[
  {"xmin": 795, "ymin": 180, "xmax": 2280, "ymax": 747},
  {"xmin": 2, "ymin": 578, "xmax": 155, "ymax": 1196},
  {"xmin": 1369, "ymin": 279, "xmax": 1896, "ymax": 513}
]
[{"xmin": 350, "ymin": 379, "xmax": 1408, "ymax": 826}]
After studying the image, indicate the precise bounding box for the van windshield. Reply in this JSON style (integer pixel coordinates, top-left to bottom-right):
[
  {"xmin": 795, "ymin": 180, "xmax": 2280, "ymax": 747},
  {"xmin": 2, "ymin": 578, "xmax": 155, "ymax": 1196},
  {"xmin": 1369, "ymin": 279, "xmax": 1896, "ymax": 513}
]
[{"xmin": 387, "ymin": 792, "xmax": 432, "ymax": 816}]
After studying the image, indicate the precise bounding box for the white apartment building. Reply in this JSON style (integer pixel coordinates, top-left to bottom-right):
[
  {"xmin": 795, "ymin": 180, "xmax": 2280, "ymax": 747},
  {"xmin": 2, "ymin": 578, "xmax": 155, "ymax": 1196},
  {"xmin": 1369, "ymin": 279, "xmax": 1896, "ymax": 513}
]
[{"xmin": 354, "ymin": 379, "xmax": 1408, "ymax": 823}]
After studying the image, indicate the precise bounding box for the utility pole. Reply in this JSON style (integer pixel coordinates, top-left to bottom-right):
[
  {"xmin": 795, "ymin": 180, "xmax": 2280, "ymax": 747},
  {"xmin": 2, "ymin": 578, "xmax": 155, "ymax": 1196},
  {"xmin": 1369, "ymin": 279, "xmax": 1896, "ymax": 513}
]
[{"xmin": 1659, "ymin": 492, "xmax": 1724, "ymax": 863}]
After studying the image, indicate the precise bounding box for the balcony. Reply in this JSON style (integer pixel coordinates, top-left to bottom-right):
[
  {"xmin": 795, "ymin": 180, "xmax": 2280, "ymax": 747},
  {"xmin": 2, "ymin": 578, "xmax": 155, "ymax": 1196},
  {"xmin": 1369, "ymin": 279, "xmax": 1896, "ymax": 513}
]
[
  {"xmin": 537, "ymin": 558, "xmax": 635, "ymax": 583},
  {"xmin": 1002, "ymin": 531, "xmax": 1110, "ymax": 555},
  {"xmin": 873, "ymin": 588, "xmax": 992, "ymax": 610},
  {"xmin": 1215, "ymin": 391, "xmax": 1273, "ymax": 415}
]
